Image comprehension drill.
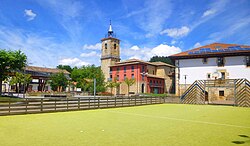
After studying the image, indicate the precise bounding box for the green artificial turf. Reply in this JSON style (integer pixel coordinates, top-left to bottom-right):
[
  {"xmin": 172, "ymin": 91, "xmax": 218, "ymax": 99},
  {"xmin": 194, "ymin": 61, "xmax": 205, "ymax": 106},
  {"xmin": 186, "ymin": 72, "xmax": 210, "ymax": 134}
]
[{"xmin": 0, "ymin": 104, "xmax": 250, "ymax": 146}]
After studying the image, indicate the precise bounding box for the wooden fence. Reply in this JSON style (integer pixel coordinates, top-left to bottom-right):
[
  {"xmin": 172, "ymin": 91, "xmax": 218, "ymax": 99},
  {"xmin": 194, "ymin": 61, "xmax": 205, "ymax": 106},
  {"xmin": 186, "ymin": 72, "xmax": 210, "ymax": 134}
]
[{"xmin": 0, "ymin": 96, "xmax": 179, "ymax": 116}]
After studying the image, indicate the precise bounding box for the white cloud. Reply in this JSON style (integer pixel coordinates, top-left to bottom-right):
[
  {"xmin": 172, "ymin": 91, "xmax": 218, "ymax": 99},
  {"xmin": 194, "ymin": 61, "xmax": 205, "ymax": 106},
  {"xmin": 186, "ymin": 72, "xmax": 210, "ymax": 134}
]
[
  {"xmin": 161, "ymin": 26, "xmax": 190, "ymax": 38},
  {"xmin": 123, "ymin": 44, "xmax": 182, "ymax": 61},
  {"xmin": 83, "ymin": 43, "xmax": 101, "ymax": 50},
  {"xmin": 194, "ymin": 42, "xmax": 202, "ymax": 48},
  {"xmin": 80, "ymin": 51, "xmax": 99, "ymax": 57},
  {"xmin": 150, "ymin": 44, "xmax": 182, "ymax": 57},
  {"xmin": 202, "ymin": 9, "xmax": 217, "ymax": 17},
  {"xmin": 24, "ymin": 9, "xmax": 37, "ymax": 21},
  {"xmin": 59, "ymin": 58, "xmax": 90, "ymax": 67},
  {"xmin": 130, "ymin": 45, "xmax": 140, "ymax": 51},
  {"xmin": 171, "ymin": 40, "xmax": 176, "ymax": 45}
]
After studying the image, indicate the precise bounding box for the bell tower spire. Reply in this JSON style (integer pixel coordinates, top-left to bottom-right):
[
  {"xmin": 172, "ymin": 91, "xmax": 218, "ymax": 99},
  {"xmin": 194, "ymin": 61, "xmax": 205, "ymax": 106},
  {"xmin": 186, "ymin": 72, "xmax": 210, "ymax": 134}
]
[
  {"xmin": 108, "ymin": 20, "xmax": 114, "ymax": 37},
  {"xmin": 101, "ymin": 21, "xmax": 120, "ymax": 81}
]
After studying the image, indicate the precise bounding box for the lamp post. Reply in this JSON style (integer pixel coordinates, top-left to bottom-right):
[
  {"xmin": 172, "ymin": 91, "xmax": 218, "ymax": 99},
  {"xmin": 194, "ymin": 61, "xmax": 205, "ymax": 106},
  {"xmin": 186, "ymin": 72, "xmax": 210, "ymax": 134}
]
[{"xmin": 184, "ymin": 75, "xmax": 187, "ymax": 91}]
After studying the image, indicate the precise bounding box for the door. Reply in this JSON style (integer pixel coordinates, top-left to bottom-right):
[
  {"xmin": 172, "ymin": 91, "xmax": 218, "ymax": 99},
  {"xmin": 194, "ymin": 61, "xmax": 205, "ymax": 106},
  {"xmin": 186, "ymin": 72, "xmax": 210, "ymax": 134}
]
[{"xmin": 141, "ymin": 84, "xmax": 144, "ymax": 93}]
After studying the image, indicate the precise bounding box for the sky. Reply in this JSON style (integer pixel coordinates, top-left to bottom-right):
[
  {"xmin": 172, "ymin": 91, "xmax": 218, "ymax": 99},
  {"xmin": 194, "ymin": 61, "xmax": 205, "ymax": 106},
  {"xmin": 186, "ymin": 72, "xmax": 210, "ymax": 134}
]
[{"xmin": 0, "ymin": 0, "xmax": 250, "ymax": 68}]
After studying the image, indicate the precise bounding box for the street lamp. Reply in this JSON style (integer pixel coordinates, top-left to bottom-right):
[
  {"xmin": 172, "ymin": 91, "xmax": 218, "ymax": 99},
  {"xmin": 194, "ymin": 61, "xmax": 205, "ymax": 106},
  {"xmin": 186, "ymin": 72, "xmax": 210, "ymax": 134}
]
[{"xmin": 184, "ymin": 75, "xmax": 187, "ymax": 91}]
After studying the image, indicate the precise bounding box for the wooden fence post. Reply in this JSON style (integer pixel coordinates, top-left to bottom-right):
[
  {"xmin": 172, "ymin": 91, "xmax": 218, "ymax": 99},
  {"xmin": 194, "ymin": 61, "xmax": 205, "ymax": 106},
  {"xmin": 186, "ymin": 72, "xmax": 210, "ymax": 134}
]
[
  {"xmin": 88, "ymin": 97, "xmax": 90, "ymax": 109},
  {"xmin": 55, "ymin": 99, "xmax": 56, "ymax": 111},
  {"xmin": 41, "ymin": 98, "xmax": 43, "ymax": 112},
  {"xmin": 78, "ymin": 98, "xmax": 80, "ymax": 109},
  {"xmin": 115, "ymin": 96, "xmax": 117, "ymax": 107},
  {"xmin": 25, "ymin": 98, "xmax": 28, "ymax": 113},
  {"xmin": 67, "ymin": 98, "xmax": 68, "ymax": 110},
  {"xmin": 8, "ymin": 98, "xmax": 10, "ymax": 114},
  {"xmin": 98, "ymin": 97, "xmax": 100, "ymax": 108},
  {"xmin": 107, "ymin": 97, "xmax": 108, "ymax": 107}
]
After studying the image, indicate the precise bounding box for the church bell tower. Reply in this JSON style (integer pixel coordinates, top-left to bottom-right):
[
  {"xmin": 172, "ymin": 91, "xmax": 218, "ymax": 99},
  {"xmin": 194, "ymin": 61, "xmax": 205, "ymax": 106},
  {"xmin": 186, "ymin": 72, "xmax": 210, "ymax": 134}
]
[{"xmin": 101, "ymin": 21, "xmax": 121, "ymax": 81}]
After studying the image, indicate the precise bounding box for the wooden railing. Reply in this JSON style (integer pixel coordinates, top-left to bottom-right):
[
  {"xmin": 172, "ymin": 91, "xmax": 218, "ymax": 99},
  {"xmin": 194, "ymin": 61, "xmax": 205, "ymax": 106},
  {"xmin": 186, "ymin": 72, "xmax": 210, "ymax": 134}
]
[{"xmin": 0, "ymin": 96, "xmax": 179, "ymax": 116}]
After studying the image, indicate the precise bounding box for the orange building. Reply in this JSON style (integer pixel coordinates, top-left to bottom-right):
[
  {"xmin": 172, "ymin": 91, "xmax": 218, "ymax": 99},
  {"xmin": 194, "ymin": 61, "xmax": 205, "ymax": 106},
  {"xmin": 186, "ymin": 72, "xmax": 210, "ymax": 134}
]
[{"xmin": 101, "ymin": 22, "xmax": 175, "ymax": 95}]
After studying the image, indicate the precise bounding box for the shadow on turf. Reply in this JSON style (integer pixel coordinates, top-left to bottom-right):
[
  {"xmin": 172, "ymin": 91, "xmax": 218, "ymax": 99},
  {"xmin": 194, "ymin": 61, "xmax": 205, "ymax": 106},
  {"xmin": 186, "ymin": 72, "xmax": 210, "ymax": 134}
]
[{"xmin": 232, "ymin": 135, "xmax": 250, "ymax": 144}]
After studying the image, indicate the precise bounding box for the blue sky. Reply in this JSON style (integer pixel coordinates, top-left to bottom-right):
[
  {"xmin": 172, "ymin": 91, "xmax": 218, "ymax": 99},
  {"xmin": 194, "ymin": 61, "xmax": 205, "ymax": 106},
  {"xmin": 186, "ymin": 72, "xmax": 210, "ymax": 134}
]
[{"xmin": 0, "ymin": 0, "xmax": 249, "ymax": 67}]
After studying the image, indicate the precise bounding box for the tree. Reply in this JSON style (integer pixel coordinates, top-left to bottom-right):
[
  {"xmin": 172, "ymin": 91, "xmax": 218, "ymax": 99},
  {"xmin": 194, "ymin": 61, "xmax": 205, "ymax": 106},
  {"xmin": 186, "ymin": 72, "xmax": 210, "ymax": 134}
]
[
  {"xmin": 149, "ymin": 56, "xmax": 174, "ymax": 65},
  {"xmin": 9, "ymin": 72, "xmax": 32, "ymax": 94},
  {"xmin": 106, "ymin": 81, "xmax": 115, "ymax": 96},
  {"xmin": 124, "ymin": 78, "xmax": 135, "ymax": 97},
  {"xmin": 50, "ymin": 72, "xmax": 68, "ymax": 92},
  {"xmin": 106, "ymin": 79, "xmax": 121, "ymax": 96},
  {"xmin": 71, "ymin": 65, "xmax": 106, "ymax": 93},
  {"xmin": 57, "ymin": 65, "xmax": 73, "ymax": 73},
  {"xmin": 0, "ymin": 49, "xmax": 27, "ymax": 94}
]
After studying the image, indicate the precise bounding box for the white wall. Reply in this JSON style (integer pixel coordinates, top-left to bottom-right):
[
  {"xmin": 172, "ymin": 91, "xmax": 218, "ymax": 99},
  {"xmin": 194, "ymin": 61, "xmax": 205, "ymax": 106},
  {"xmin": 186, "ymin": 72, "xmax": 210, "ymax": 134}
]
[{"xmin": 178, "ymin": 56, "xmax": 250, "ymax": 84}]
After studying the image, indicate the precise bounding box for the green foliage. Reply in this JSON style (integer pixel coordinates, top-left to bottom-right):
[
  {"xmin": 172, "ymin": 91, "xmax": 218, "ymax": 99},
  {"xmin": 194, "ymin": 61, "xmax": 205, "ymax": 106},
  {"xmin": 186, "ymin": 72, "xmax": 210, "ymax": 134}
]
[
  {"xmin": 71, "ymin": 65, "xmax": 105, "ymax": 93},
  {"xmin": 10, "ymin": 72, "xmax": 32, "ymax": 93},
  {"xmin": 56, "ymin": 65, "xmax": 73, "ymax": 73},
  {"xmin": 106, "ymin": 79, "xmax": 121, "ymax": 96},
  {"xmin": 149, "ymin": 56, "xmax": 174, "ymax": 65},
  {"xmin": 50, "ymin": 72, "xmax": 68, "ymax": 91},
  {"xmin": 124, "ymin": 78, "xmax": 135, "ymax": 96},
  {"xmin": 0, "ymin": 49, "xmax": 27, "ymax": 93}
]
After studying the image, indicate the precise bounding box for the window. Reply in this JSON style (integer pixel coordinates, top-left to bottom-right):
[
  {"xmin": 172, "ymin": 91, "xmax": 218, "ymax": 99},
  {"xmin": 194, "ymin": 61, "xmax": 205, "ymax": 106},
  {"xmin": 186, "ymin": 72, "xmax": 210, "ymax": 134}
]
[
  {"xmin": 105, "ymin": 43, "xmax": 107, "ymax": 49},
  {"xmin": 131, "ymin": 66, "xmax": 134, "ymax": 72},
  {"xmin": 219, "ymin": 90, "xmax": 224, "ymax": 96},
  {"xmin": 221, "ymin": 72, "xmax": 225, "ymax": 79},
  {"xmin": 153, "ymin": 70, "xmax": 155, "ymax": 75},
  {"xmin": 203, "ymin": 58, "xmax": 208, "ymax": 64},
  {"xmin": 117, "ymin": 67, "xmax": 119, "ymax": 72},
  {"xmin": 142, "ymin": 75, "xmax": 144, "ymax": 81},
  {"xmin": 132, "ymin": 74, "xmax": 134, "ymax": 79},
  {"xmin": 142, "ymin": 66, "xmax": 145, "ymax": 72},
  {"xmin": 207, "ymin": 73, "xmax": 211, "ymax": 79},
  {"xmin": 114, "ymin": 44, "xmax": 116, "ymax": 49},
  {"xmin": 246, "ymin": 56, "xmax": 250, "ymax": 67},
  {"xmin": 217, "ymin": 57, "xmax": 224, "ymax": 67},
  {"xmin": 124, "ymin": 74, "xmax": 126, "ymax": 80},
  {"xmin": 116, "ymin": 75, "xmax": 119, "ymax": 81},
  {"xmin": 109, "ymin": 75, "xmax": 112, "ymax": 81},
  {"xmin": 110, "ymin": 68, "xmax": 112, "ymax": 73},
  {"xmin": 124, "ymin": 66, "xmax": 126, "ymax": 73}
]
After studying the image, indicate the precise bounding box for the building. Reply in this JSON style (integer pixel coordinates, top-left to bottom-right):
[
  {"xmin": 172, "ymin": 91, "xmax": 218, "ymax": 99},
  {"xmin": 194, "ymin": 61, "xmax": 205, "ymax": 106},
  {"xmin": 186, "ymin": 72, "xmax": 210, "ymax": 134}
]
[
  {"xmin": 101, "ymin": 22, "xmax": 175, "ymax": 95},
  {"xmin": 2, "ymin": 66, "xmax": 70, "ymax": 93},
  {"xmin": 170, "ymin": 43, "xmax": 250, "ymax": 100},
  {"xmin": 24, "ymin": 66, "xmax": 70, "ymax": 92}
]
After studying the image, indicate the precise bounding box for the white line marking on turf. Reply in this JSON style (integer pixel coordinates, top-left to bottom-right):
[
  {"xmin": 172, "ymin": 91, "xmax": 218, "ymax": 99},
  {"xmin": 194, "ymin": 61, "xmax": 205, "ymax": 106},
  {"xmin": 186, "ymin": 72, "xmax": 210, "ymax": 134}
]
[{"xmin": 108, "ymin": 111, "xmax": 250, "ymax": 129}]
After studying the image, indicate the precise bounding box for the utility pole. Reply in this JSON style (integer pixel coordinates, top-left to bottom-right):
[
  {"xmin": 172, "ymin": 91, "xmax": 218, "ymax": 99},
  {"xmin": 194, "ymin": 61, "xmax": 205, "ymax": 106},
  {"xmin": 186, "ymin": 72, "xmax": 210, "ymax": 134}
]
[{"xmin": 94, "ymin": 78, "xmax": 96, "ymax": 97}]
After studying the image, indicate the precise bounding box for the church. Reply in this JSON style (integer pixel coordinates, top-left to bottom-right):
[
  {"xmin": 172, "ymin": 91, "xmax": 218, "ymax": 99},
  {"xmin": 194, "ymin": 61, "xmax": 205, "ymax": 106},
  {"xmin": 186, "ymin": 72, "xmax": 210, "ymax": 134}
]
[{"xmin": 100, "ymin": 23, "xmax": 175, "ymax": 95}]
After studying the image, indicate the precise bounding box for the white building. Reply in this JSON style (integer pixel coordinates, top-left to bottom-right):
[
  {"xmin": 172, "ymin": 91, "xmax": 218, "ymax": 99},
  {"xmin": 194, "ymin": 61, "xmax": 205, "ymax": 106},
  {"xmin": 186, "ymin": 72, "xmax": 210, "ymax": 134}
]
[{"xmin": 170, "ymin": 43, "xmax": 250, "ymax": 97}]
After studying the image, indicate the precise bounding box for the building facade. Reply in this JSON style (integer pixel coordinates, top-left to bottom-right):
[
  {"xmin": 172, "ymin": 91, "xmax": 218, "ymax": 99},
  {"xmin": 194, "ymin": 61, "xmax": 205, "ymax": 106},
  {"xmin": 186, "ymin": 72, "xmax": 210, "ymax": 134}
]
[
  {"xmin": 2, "ymin": 66, "xmax": 70, "ymax": 93},
  {"xmin": 170, "ymin": 43, "xmax": 250, "ymax": 99},
  {"xmin": 101, "ymin": 23, "xmax": 175, "ymax": 95}
]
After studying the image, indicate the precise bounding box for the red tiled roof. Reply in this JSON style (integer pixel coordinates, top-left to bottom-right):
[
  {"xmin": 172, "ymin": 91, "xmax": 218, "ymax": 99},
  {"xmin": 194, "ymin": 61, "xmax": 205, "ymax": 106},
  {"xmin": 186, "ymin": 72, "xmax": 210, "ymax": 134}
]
[
  {"xmin": 110, "ymin": 59, "xmax": 175, "ymax": 67},
  {"xmin": 170, "ymin": 43, "xmax": 250, "ymax": 59},
  {"xmin": 25, "ymin": 66, "xmax": 70, "ymax": 74}
]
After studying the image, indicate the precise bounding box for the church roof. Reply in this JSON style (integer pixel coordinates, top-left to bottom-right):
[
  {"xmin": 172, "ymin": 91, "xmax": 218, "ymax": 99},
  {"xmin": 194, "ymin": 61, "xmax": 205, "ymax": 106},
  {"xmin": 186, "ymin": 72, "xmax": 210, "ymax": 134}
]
[{"xmin": 170, "ymin": 43, "xmax": 250, "ymax": 59}]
